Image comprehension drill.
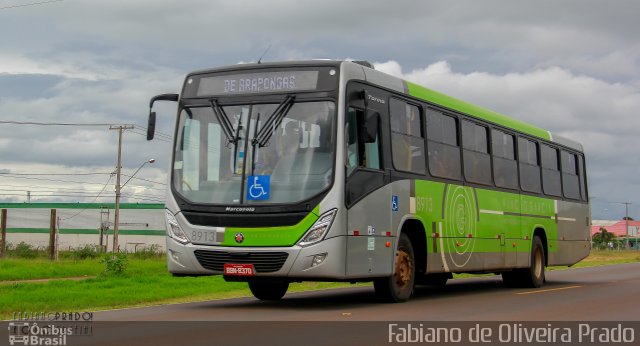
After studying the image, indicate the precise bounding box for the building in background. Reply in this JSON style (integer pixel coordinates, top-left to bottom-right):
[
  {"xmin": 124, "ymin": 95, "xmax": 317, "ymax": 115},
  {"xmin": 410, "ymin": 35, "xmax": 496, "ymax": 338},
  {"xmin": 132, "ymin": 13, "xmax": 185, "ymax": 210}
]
[
  {"xmin": 0, "ymin": 203, "xmax": 165, "ymax": 252},
  {"xmin": 591, "ymin": 219, "xmax": 640, "ymax": 249}
]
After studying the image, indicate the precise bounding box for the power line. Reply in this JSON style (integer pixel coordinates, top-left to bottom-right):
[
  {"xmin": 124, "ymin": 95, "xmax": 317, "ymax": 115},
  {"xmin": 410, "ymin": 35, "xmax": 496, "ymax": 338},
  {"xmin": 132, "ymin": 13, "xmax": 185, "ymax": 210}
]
[
  {"xmin": 133, "ymin": 125, "xmax": 173, "ymax": 140},
  {"xmin": 120, "ymin": 174, "xmax": 167, "ymax": 186},
  {"xmin": 0, "ymin": 192, "xmax": 163, "ymax": 200},
  {"xmin": 0, "ymin": 120, "xmax": 121, "ymax": 126},
  {"xmin": 0, "ymin": 174, "xmax": 116, "ymax": 186},
  {"xmin": 129, "ymin": 129, "xmax": 172, "ymax": 143},
  {"xmin": 0, "ymin": 173, "xmax": 167, "ymax": 186},
  {"xmin": 0, "ymin": 0, "xmax": 63, "ymax": 10},
  {"xmin": 60, "ymin": 175, "xmax": 113, "ymax": 220},
  {"xmin": 0, "ymin": 172, "xmax": 111, "ymax": 176},
  {"xmin": 121, "ymin": 194, "xmax": 164, "ymax": 203},
  {"xmin": 0, "ymin": 182, "xmax": 166, "ymax": 192},
  {"xmin": 0, "ymin": 121, "xmax": 175, "ymax": 142},
  {"xmin": 0, "ymin": 193, "xmax": 111, "ymax": 197},
  {"xmin": 0, "ymin": 188, "xmax": 110, "ymax": 194}
]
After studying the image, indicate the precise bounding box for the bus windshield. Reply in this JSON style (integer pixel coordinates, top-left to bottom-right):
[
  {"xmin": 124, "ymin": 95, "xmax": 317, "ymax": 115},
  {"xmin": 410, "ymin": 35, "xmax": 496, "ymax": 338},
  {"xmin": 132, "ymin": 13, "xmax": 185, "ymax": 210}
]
[{"xmin": 173, "ymin": 101, "xmax": 335, "ymax": 205}]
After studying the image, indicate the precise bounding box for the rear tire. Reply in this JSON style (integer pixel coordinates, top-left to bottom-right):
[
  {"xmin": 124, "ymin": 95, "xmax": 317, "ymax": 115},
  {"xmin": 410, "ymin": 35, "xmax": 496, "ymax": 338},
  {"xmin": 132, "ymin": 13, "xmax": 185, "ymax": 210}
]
[
  {"xmin": 248, "ymin": 281, "xmax": 289, "ymax": 301},
  {"xmin": 502, "ymin": 236, "xmax": 545, "ymax": 288},
  {"xmin": 374, "ymin": 233, "xmax": 415, "ymax": 302}
]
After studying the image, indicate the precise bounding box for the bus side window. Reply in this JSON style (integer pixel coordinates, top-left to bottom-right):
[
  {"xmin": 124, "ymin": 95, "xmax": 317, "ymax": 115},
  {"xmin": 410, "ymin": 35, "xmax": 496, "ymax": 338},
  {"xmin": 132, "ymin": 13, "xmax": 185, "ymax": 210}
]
[
  {"xmin": 390, "ymin": 98, "xmax": 425, "ymax": 174},
  {"xmin": 491, "ymin": 129, "xmax": 518, "ymax": 189},
  {"xmin": 461, "ymin": 120, "xmax": 491, "ymax": 185},
  {"xmin": 518, "ymin": 137, "xmax": 542, "ymax": 193},
  {"xmin": 578, "ymin": 154, "xmax": 588, "ymax": 201},
  {"xmin": 540, "ymin": 144, "xmax": 562, "ymax": 197},
  {"xmin": 561, "ymin": 150, "xmax": 580, "ymax": 200},
  {"xmin": 346, "ymin": 107, "xmax": 381, "ymax": 175},
  {"xmin": 426, "ymin": 110, "xmax": 461, "ymax": 180}
]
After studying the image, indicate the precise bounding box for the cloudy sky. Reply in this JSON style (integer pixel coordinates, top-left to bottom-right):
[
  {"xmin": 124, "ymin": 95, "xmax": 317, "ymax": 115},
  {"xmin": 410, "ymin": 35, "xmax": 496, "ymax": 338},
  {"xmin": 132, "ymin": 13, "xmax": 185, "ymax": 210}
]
[{"xmin": 0, "ymin": 0, "xmax": 638, "ymax": 219}]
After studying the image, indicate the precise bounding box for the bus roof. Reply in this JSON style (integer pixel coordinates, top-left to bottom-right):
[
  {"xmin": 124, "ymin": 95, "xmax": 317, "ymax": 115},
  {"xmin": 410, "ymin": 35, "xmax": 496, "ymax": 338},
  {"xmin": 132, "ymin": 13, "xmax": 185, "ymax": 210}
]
[
  {"xmin": 341, "ymin": 60, "xmax": 583, "ymax": 152},
  {"xmin": 186, "ymin": 60, "xmax": 582, "ymax": 152},
  {"xmin": 405, "ymin": 81, "xmax": 551, "ymax": 140}
]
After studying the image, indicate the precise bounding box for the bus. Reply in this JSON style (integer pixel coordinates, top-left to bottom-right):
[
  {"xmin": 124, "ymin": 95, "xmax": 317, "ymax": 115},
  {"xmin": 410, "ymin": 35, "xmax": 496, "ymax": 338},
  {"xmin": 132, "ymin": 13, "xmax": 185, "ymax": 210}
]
[{"xmin": 147, "ymin": 60, "xmax": 590, "ymax": 302}]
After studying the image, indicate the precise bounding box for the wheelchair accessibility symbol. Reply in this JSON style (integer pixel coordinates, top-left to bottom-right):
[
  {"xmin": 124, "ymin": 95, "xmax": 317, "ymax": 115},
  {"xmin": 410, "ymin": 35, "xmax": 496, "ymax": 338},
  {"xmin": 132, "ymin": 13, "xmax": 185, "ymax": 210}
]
[
  {"xmin": 247, "ymin": 175, "xmax": 270, "ymax": 201},
  {"xmin": 392, "ymin": 195, "xmax": 399, "ymax": 212}
]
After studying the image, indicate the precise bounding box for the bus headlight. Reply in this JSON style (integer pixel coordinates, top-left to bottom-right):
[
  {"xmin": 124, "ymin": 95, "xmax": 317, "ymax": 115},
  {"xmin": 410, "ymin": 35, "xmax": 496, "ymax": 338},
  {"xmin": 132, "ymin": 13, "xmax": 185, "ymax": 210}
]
[
  {"xmin": 298, "ymin": 208, "xmax": 337, "ymax": 247},
  {"xmin": 166, "ymin": 210, "xmax": 190, "ymax": 244}
]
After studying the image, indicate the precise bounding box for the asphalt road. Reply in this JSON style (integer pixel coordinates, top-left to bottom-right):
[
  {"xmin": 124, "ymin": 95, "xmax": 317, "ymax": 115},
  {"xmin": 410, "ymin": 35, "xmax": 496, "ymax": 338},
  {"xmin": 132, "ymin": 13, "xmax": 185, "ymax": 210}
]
[
  {"xmin": 96, "ymin": 262, "xmax": 640, "ymax": 321},
  {"xmin": 5, "ymin": 263, "xmax": 636, "ymax": 345}
]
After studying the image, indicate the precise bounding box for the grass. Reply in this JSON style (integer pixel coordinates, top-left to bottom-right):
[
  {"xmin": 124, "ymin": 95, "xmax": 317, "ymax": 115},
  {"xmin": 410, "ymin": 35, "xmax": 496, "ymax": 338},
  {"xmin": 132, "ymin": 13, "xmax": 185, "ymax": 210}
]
[
  {"xmin": 0, "ymin": 255, "xmax": 357, "ymax": 319},
  {"xmin": 0, "ymin": 258, "xmax": 103, "ymax": 281},
  {"xmin": 1, "ymin": 249, "xmax": 638, "ymax": 319},
  {"xmin": 559, "ymin": 249, "xmax": 640, "ymax": 268}
]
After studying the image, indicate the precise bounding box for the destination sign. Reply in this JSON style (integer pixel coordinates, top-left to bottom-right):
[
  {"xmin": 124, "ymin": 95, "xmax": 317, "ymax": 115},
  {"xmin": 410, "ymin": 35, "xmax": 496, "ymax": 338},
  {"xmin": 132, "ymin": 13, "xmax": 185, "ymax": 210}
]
[{"xmin": 197, "ymin": 70, "xmax": 319, "ymax": 96}]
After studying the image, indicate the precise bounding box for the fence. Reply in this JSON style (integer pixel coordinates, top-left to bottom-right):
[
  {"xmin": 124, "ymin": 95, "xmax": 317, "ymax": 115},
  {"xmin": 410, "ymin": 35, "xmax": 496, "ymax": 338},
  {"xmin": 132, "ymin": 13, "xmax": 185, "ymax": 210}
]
[{"xmin": 0, "ymin": 203, "xmax": 166, "ymax": 255}]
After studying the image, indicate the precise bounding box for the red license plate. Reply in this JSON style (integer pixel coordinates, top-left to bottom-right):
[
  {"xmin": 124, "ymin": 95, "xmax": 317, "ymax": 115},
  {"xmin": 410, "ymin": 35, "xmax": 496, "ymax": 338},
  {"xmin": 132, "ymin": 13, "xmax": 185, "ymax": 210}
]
[{"xmin": 223, "ymin": 263, "xmax": 255, "ymax": 276}]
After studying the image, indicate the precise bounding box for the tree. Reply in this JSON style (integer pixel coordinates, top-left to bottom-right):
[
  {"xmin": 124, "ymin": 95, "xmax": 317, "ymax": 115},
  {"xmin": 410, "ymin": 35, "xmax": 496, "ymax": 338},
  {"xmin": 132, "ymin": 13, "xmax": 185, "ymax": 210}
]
[
  {"xmin": 622, "ymin": 216, "xmax": 634, "ymax": 221},
  {"xmin": 592, "ymin": 227, "xmax": 615, "ymax": 249}
]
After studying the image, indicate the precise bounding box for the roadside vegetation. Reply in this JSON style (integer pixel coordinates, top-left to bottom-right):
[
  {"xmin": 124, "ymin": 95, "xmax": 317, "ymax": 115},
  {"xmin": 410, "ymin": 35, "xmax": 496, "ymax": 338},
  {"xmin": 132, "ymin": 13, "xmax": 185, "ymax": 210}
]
[{"xmin": 1, "ymin": 243, "xmax": 638, "ymax": 319}]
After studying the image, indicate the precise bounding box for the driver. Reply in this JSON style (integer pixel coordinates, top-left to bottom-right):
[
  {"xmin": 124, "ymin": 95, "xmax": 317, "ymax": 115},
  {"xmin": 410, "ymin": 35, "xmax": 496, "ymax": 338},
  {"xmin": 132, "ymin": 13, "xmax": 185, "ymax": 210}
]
[{"xmin": 253, "ymin": 121, "xmax": 301, "ymax": 175}]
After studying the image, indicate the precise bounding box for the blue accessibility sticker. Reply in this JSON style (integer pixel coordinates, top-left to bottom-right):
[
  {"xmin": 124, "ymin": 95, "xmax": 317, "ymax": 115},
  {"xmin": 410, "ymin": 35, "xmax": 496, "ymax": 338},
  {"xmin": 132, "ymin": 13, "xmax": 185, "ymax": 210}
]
[
  {"xmin": 392, "ymin": 195, "xmax": 398, "ymax": 212},
  {"xmin": 247, "ymin": 175, "xmax": 270, "ymax": 201}
]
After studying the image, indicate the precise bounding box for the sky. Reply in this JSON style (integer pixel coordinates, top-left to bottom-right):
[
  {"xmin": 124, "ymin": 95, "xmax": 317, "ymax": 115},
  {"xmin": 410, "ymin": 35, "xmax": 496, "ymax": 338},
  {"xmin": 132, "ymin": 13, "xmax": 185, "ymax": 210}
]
[{"xmin": 0, "ymin": 0, "xmax": 639, "ymax": 219}]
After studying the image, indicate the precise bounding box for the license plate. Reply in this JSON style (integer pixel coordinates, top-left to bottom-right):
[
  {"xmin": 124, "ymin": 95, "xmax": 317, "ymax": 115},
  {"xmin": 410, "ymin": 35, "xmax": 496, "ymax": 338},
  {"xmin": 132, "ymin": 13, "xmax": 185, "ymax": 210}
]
[{"xmin": 223, "ymin": 263, "xmax": 255, "ymax": 276}]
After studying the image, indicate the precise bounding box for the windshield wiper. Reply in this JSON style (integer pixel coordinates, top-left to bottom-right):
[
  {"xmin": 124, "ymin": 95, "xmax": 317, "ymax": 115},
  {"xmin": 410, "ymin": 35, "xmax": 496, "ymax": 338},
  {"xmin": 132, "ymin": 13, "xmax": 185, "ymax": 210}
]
[
  {"xmin": 209, "ymin": 99, "xmax": 238, "ymax": 144},
  {"xmin": 250, "ymin": 113, "xmax": 261, "ymax": 176},
  {"xmin": 252, "ymin": 95, "xmax": 295, "ymax": 148}
]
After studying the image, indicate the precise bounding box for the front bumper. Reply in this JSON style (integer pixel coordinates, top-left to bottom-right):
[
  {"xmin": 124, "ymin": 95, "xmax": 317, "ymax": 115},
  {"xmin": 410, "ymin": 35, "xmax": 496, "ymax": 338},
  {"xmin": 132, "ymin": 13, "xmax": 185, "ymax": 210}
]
[{"xmin": 166, "ymin": 235, "xmax": 348, "ymax": 280}]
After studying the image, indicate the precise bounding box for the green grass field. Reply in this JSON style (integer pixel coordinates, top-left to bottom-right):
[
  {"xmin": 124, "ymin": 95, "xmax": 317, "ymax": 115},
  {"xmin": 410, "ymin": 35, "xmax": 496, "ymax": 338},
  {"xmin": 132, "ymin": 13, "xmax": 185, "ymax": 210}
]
[{"xmin": 1, "ymin": 249, "xmax": 638, "ymax": 319}]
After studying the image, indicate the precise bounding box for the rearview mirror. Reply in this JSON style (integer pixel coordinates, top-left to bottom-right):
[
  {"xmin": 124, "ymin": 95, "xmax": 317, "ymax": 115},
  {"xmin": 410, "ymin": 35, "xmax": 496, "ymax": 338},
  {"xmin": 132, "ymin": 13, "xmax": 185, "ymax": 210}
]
[
  {"xmin": 147, "ymin": 93, "xmax": 179, "ymax": 141},
  {"xmin": 149, "ymin": 93, "xmax": 179, "ymax": 108},
  {"xmin": 147, "ymin": 112, "xmax": 156, "ymax": 141}
]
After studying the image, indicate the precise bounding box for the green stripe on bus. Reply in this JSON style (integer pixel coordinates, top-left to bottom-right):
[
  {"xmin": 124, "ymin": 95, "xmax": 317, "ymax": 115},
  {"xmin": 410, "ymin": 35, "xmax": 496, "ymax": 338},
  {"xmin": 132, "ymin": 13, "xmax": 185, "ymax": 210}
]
[
  {"xmin": 415, "ymin": 180, "xmax": 558, "ymax": 255},
  {"xmin": 0, "ymin": 203, "xmax": 165, "ymax": 210},
  {"xmin": 222, "ymin": 205, "xmax": 320, "ymax": 247},
  {"xmin": 6, "ymin": 228, "xmax": 165, "ymax": 236},
  {"xmin": 406, "ymin": 81, "xmax": 551, "ymax": 140}
]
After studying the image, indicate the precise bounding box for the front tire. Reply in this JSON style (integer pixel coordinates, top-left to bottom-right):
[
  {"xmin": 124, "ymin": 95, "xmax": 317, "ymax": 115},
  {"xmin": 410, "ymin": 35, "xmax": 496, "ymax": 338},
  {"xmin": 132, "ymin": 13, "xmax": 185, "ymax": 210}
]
[
  {"xmin": 374, "ymin": 233, "xmax": 415, "ymax": 302},
  {"xmin": 248, "ymin": 281, "xmax": 289, "ymax": 301}
]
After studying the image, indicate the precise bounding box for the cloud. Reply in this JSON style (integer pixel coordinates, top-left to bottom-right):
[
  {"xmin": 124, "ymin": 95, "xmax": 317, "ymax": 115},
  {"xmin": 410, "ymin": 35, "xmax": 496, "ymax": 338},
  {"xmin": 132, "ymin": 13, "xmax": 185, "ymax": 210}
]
[
  {"xmin": 1, "ymin": 0, "xmax": 639, "ymax": 218},
  {"xmin": 375, "ymin": 60, "xmax": 640, "ymax": 218},
  {"xmin": 3, "ymin": 1, "xmax": 640, "ymax": 77}
]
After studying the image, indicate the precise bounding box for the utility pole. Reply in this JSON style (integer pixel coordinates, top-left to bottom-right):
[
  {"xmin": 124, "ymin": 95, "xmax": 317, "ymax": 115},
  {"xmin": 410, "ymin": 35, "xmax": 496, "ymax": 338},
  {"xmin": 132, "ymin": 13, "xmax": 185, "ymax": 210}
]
[
  {"xmin": 27, "ymin": 191, "xmax": 31, "ymax": 203},
  {"xmin": 109, "ymin": 125, "xmax": 134, "ymax": 254},
  {"xmin": 99, "ymin": 207, "xmax": 110, "ymax": 253},
  {"xmin": 618, "ymin": 202, "xmax": 632, "ymax": 235},
  {"xmin": 612, "ymin": 201, "xmax": 633, "ymax": 250}
]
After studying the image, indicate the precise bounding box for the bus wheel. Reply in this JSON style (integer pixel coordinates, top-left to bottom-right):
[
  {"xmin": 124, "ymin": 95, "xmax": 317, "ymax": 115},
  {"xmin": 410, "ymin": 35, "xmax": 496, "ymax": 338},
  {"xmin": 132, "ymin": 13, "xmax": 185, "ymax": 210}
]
[
  {"xmin": 374, "ymin": 233, "xmax": 415, "ymax": 302},
  {"xmin": 248, "ymin": 281, "xmax": 289, "ymax": 301},
  {"xmin": 501, "ymin": 236, "xmax": 545, "ymax": 288},
  {"xmin": 525, "ymin": 236, "xmax": 546, "ymax": 288}
]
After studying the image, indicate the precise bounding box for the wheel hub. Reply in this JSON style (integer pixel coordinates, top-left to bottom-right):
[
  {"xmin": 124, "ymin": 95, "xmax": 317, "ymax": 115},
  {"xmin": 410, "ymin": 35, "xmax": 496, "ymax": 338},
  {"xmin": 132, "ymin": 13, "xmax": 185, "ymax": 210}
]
[{"xmin": 395, "ymin": 250, "xmax": 413, "ymax": 287}]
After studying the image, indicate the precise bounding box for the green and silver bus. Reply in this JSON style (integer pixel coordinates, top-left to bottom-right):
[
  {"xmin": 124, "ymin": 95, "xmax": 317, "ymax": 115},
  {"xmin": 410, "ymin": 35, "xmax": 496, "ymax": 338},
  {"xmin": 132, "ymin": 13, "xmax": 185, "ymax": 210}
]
[{"xmin": 148, "ymin": 60, "xmax": 590, "ymax": 302}]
